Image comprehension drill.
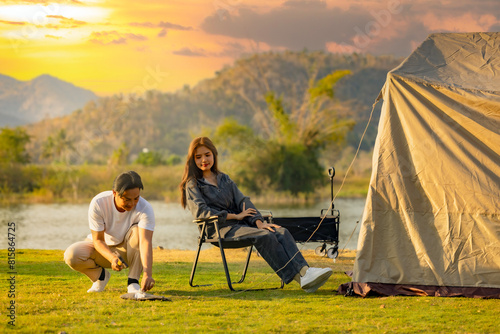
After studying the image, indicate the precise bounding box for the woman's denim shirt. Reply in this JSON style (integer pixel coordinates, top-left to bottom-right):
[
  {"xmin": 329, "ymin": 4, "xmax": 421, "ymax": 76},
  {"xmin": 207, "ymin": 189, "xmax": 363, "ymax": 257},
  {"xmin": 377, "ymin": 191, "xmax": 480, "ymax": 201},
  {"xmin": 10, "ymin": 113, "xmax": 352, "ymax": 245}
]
[{"xmin": 186, "ymin": 172, "xmax": 263, "ymax": 226}]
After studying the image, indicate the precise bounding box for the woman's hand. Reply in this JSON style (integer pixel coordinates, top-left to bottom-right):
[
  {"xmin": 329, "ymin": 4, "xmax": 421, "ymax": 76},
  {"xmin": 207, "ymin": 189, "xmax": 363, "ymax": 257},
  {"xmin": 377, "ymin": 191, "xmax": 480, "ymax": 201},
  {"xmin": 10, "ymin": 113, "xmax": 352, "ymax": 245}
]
[
  {"xmin": 235, "ymin": 203, "xmax": 257, "ymax": 220},
  {"xmin": 256, "ymin": 220, "xmax": 281, "ymax": 232}
]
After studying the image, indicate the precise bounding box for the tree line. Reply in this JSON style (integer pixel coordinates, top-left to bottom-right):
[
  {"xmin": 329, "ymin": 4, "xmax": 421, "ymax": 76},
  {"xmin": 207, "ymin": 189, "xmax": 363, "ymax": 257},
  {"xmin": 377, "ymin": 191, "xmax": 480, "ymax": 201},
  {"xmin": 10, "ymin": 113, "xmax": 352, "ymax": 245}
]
[{"xmin": 1, "ymin": 51, "xmax": 400, "ymax": 202}]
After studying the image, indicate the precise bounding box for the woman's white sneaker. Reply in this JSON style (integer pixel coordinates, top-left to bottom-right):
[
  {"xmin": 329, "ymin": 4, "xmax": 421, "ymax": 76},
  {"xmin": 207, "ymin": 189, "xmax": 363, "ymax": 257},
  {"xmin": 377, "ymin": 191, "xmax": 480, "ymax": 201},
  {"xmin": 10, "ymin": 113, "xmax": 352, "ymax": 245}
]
[{"xmin": 300, "ymin": 267, "xmax": 332, "ymax": 293}]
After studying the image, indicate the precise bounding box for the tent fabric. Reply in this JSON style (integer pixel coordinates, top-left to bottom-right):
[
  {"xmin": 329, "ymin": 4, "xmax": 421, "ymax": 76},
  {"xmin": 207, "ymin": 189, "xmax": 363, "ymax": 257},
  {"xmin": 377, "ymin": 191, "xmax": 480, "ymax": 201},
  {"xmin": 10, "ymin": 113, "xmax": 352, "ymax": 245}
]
[
  {"xmin": 340, "ymin": 32, "xmax": 500, "ymax": 297},
  {"xmin": 338, "ymin": 282, "xmax": 500, "ymax": 299}
]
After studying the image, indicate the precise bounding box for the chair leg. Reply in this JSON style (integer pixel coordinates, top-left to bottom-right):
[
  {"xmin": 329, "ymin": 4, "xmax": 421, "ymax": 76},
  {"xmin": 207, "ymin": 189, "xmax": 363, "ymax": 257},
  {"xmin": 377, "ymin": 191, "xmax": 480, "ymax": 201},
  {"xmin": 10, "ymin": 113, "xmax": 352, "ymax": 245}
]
[
  {"xmin": 213, "ymin": 222, "xmax": 238, "ymax": 291},
  {"xmin": 189, "ymin": 242, "xmax": 203, "ymax": 287},
  {"xmin": 189, "ymin": 222, "xmax": 207, "ymax": 287},
  {"xmin": 236, "ymin": 245, "xmax": 253, "ymax": 284},
  {"xmin": 217, "ymin": 240, "xmax": 236, "ymax": 291}
]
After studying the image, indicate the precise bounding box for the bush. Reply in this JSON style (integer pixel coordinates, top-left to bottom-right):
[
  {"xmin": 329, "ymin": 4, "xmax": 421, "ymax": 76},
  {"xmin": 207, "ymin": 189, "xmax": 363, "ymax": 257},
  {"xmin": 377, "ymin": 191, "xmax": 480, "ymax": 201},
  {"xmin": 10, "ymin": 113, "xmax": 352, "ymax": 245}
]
[{"xmin": 135, "ymin": 150, "xmax": 164, "ymax": 166}]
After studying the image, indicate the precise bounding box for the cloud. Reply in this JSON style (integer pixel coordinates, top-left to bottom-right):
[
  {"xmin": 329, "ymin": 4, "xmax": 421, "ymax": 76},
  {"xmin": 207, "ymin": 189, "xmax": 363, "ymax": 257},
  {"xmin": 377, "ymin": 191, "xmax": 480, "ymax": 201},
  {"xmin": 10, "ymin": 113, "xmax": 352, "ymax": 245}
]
[
  {"xmin": 88, "ymin": 31, "xmax": 148, "ymax": 45},
  {"xmin": 358, "ymin": 21, "xmax": 430, "ymax": 56},
  {"xmin": 201, "ymin": 1, "xmax": 373, "ymax": 51},
  {"xmin": 158, "ymin": 21, "xmax": 192, "ymax": 31},
  {"xmin": 157, "ymin": 28, "xmax": 167, "ymax": 37},
  {"xmin": 489, "ymin": 23, "xmax": 500, "ymax": 32},
  {"xmin": 172, "ymin": 47, "xmax": 207, "ymax": 57},
  {"xmin": 129, "ymin": 21, "xmax": 192, "ymax": 39},
  {"xmin": 420, "ymin": 12, "xmax": 499, "ymax": 32},
  {"xmin": 172, "ymin": 41, "xmax": 253, "ymax": 58},
  {"xmin": 0, "ymin": 20, "xmax": 26, "ymax": 25},
  {"xmin": 45, "ymin": 34, "xmax": 62, "ymax": 39},
  {"xmin": 129, "ymin": 22, "xmax": 156, "ymax": 28},
  {"xmin": 46, "ymin": 14, "xmax": 87, "ymax": 28},
  {"xmin": 0, "ymin": 15, "xmax": 85, "ymax": 30},
  {"xmin": 213, "ymin": 41, "xmax": 252, "ymax": 58},
  {"xmin": 200, "ymin": 0, "xmax": 500, "ymax": 57},
  {"xmin": 129, "ymin": 21, "xmax": 192, "ymax": 31},
  {"xmin": 129, "ymin": 21, "xmax": 193, "ymax": 37}
]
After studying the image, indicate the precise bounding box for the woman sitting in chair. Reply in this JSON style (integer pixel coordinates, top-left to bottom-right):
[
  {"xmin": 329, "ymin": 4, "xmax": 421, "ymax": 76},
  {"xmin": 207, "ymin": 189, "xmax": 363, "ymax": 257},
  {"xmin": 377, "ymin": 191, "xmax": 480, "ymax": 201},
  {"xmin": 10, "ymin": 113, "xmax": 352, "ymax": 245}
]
[{"xmin": 179, "ymin": 136, "xmax": 332, "ymax": 292}]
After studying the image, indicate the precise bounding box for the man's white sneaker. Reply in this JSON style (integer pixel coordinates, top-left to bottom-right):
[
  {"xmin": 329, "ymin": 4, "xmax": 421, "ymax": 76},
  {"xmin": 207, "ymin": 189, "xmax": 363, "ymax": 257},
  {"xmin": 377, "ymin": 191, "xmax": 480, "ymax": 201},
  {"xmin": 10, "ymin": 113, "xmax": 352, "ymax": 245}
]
[
  {"xmin": 87, "ymin": 269, "xmax": 110, "ymax": 293},
  {"xmin": 127, "ymin": 283, "xmax": 141, "ymax": 294},
  {"xmin": 300, "ymin": 267, "xmax": 333, "ymax": 293}
]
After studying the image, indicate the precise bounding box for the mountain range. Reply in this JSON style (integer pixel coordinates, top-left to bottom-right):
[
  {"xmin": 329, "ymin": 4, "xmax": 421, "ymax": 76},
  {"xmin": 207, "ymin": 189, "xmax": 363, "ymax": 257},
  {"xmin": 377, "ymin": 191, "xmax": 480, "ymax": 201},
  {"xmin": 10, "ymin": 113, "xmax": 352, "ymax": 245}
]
[
  {"xmin": 0, "ymin": 74, "xmax": 97, "ymax": 127},
  {"xmin": 21, "ymin": 52, "xmax": 402, "ymax": 166}
]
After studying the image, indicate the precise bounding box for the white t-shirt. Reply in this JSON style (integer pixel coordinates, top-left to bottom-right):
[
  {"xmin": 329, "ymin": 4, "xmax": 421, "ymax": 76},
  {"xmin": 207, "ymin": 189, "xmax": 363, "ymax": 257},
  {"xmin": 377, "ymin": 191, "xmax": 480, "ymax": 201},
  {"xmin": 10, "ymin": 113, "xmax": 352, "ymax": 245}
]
[{"xmin": 87, "ymin": 190, "xmax": 155, "ymax": 246}]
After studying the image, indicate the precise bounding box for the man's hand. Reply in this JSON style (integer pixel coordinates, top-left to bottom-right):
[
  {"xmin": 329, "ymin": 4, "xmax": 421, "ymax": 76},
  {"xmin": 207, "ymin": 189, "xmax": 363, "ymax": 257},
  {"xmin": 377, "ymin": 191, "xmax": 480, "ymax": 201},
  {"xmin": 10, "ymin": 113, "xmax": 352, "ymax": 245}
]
[
  {"xmin": 141, "ymin": 273, "xmax": 156, "ymax": 292},
  {"xmin": 92, "ymin": 230, "xmax": 125, "ymax": 271},
  {"xmin": 110, "ymin": 256, "xmax": 123, "ymax": 271}
]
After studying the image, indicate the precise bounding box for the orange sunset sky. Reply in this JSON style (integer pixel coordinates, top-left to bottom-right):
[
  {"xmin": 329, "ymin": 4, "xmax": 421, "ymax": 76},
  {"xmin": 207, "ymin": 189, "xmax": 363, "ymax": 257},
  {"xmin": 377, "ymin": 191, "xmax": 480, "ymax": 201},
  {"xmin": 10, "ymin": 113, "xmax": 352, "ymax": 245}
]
[{"xmin": 1, "ymin": 0, "xmax": 499, "ymax": 96}]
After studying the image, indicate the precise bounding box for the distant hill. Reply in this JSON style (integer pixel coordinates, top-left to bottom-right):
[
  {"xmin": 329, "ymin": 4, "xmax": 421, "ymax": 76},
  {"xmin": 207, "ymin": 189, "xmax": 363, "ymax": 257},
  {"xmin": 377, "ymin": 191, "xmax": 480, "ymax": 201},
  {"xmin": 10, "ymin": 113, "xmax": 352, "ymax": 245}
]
[
  {"xmin": 0, "ymin": 74, "xmax": 97, "ymax": 127},
  {"xmin": 24, "ymin": 51, "xmax": 402, "ymax": 165}
]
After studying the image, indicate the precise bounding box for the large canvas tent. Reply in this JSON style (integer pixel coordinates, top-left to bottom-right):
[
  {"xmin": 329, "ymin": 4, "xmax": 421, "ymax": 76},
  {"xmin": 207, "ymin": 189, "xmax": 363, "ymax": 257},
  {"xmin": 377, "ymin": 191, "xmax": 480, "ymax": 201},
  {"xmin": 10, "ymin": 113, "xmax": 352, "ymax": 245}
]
[{"xmin": 339, "ymin": 32, "xmax": 500, "ymax": 298}]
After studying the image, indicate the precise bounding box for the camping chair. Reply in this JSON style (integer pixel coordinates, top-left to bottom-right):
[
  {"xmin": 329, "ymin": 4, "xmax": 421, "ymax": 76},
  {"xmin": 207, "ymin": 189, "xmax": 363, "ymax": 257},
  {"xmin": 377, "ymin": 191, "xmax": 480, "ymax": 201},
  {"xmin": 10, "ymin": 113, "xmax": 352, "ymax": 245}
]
[{"xmin": 189, "ymin": 215, "xmax": 285, "ymax": 291}]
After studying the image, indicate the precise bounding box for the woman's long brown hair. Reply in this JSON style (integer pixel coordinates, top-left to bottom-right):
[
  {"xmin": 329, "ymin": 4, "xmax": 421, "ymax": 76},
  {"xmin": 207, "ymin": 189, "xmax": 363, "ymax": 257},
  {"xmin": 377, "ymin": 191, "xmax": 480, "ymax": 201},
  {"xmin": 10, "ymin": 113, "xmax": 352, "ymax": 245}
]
[{"xmin": 179, "ymin": 136, "xmax": 219, "ymax": 208}]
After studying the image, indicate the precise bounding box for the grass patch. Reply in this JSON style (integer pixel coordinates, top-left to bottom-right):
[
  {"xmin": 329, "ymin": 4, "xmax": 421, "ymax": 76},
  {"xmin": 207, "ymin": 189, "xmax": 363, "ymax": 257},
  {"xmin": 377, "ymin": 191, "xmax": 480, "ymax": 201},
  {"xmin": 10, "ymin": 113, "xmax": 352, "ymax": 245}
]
[{"xmin": 1, "ymin": 249, "xmax": 498, "ymax": 333}]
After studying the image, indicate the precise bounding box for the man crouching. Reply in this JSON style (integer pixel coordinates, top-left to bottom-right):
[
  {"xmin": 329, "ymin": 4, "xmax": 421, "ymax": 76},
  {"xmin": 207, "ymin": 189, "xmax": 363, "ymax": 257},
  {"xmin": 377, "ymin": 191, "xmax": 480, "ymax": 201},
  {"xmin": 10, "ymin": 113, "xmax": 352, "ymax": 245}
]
[{"xmin": 64, "ymin": 171, "xmax": 156, "ymax": 293}]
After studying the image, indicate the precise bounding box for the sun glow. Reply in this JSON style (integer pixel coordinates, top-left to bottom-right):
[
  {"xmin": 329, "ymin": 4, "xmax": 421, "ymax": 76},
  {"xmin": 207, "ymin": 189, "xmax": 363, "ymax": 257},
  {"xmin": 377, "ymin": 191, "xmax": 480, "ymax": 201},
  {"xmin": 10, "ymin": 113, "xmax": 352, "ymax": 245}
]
[{"xmin": 0, "ymin": 4, "xmax": 110, "ymax": 24}]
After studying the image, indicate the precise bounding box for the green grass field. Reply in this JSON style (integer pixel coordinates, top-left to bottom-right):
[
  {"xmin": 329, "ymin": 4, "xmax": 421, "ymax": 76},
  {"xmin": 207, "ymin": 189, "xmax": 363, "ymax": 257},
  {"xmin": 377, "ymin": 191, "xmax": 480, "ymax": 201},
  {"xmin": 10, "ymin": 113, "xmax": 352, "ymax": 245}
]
[{"xmin": 1, "ymin": 248, "xmax": 498, "ymax": 333}]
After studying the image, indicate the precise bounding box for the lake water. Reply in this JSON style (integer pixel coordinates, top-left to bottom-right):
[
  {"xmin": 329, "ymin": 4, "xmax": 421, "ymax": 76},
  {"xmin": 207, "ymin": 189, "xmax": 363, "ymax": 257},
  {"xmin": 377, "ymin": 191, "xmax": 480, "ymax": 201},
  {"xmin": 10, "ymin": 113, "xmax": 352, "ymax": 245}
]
[{"xmin": 0, "ymin": 198, "xmax": 365, "ymax": 251}]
